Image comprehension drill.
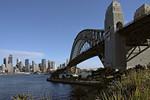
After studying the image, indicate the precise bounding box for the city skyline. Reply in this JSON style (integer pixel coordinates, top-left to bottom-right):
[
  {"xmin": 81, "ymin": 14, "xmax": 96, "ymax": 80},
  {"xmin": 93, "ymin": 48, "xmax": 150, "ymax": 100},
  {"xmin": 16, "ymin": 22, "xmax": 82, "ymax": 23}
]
[
  {"xmin": 0, "ymin": 0, "xmax": 150, "ymax": 69},
  {"xmin": 0, "ymin": 54, "xmax": 57, "ymax": 73}
]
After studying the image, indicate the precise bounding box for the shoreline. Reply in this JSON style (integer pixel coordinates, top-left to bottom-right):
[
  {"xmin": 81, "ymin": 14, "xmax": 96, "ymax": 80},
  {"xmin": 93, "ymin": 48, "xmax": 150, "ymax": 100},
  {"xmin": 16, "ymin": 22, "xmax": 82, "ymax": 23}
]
[
  {"xmin": 0, "ymin": 73, "xmax": 50, "ymax": 75},
  {"xmin": 47, "ymin": 78, "xmax": 100, "ymax": 86}
]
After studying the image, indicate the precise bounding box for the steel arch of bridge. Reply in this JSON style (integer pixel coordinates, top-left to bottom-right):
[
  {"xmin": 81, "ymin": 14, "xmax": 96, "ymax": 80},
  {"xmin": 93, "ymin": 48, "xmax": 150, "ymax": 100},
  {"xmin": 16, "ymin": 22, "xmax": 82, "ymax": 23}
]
[{"xmin": 70, "ymin": 29, "xmax": 104, "ymax": 63}]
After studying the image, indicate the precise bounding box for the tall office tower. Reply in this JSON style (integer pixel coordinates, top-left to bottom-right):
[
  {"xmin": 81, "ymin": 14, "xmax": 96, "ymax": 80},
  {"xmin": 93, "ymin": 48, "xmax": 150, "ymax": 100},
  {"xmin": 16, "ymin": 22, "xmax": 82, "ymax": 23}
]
[
  {"xmin": 17, "ymin": 58, "xmax": 20, "ymax": 64},
  {"xmin": 32, "ymin": 61, "xmax": 35, "ymax": 72},
  {"xmin": 42, "ymin": 59, "xmax": 46, "ymax": 72},
  {"xmin": 33, "ymin": 64, "xmax": 39, "ymax": 72},
  {"xmin": 51, "ymin": 61, "xmax": 55, "ymax": 70},
  {"xmin": 8, "ymin": 55, "xmax": 13, "ymax": 73},
  {"xmin": 48, "ymin": 60, "xmax": 51, "ymax": 69},
  {"xmin": 2, "ymin": 64, "xmax": 5, "ymax": 73},
  {"xmin": 25, "ymin": 59, "xmax": 29, "ymax": 72},
  {"xmin": 47, "ymin": 60, "xmax": 51, "ymax": 71},
  {"xmin": 66, "ymin": 59, "xmax": 69, "ymax": 66},
  {"xmin": 8, "ymin": 55, "xmax": 13, "ymax": 65},
  {"xmin": 39, "ymin": 63, "xmax": 42, "ymax": 71},
  {"xmin": 3, "ymin": 58, "xmax": 8, "ymax": 68},
  {"xmin": 8, "ymin": 63, "xmax": 13, "ymax": 73}
]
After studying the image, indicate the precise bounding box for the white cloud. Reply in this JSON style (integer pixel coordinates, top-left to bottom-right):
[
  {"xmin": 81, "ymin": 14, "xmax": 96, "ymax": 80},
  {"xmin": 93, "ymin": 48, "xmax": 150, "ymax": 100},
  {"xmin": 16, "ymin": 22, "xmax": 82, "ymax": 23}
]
[{"xmin": 0, "ymin": 49, "xmax": 44, "ymax": 59}]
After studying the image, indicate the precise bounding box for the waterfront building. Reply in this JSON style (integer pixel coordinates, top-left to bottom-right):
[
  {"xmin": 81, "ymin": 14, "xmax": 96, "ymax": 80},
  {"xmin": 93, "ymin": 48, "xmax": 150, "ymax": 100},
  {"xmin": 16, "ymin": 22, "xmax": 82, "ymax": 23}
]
[
  {"xmin": 39, "ymin": 63, "xmax": 42, "ymax": 71},
  {"xmin": 32, "ymin": 61, "xmax": 35, "ymax": 72},
  {"xmin": 50, "ymin": 61, "xmax": 56, "ymax": 70},
  {"xmin": 7, "ymin": 63, "xmax": 13, "ymax": 73},
  {"xmin": 48, "ymin": 60, "xmax": 50, "ymax": 69},
  {"xmin": 3, "ymin": 58, "xmax": 8, "ymax": 68},
  {"xmin": 8, "ymin": 55, "xmax": 13, "ymax": 65},
  {"xmin": 1, "ymin": 64, "xmax": 5, "ymax": 73},
  {"xmin": 25, "ymin": 59, "xmax": 29, "ymax": 72},
  {"xmin": 29, "ymin": 64, "xmax": 32, "ymax": 72},
  {"xmin": 42, "ymin": 59, "xmax": 46, "ymax": 72},
  {"xmin": 8, "ymin": 55, "xmax": 13, "ymax": 73},
  {"xmin": 33, "ymin": 63, "xmax": 39, "ymax": 72}
]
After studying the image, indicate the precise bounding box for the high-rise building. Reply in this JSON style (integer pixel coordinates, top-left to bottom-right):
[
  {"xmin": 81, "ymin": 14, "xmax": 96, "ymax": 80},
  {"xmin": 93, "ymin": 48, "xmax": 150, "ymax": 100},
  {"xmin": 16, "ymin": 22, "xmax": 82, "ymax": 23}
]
[
  {"xmin": 32, "ymin": 61, "xmax": 35, "ymax": 72},
  {"xmin": 33, "ymin": 64, "xmax": 39, "ymax": 72},
  {"xmin": 8, "ymin": 55, "xmax": 13, "ymax": 73},
  {"xmin": 42, "ymin": 59, "xmax": 46, "ymax": 72},
  {"xmin": 17, "ymin": 58, "xmax": 20, "ymax": 64},
  {"xmin": 3, "ymin": 58, "xmax": 8, "ymax": 68},
  {"xmin": 25, "ymin": 59, "xmax": 29, "ymax": 72},
  {"xmin": 2, "ymin": 64, "xmax": 5, "ymax": 73},
  {"xmin": 39, "ymin": 63, "xmax": 42, "ymax": 71},
  {"xmin": 66, "ymin": 59, "xmax": 69, "ymax": 66},
  {"xmin": 48, "ymin": 60, "xmax": 51, "ymax": 69},
  {"xmin": 8, "ymin": 55, "xmax": 13, "ymax": 65},
  {"xmin": 8, "ymin": 63, "xmax": 13, "ymax": 73},
  {"xmin": 50, "ymin": 61, "xmax": 56, "ymax": 70}
]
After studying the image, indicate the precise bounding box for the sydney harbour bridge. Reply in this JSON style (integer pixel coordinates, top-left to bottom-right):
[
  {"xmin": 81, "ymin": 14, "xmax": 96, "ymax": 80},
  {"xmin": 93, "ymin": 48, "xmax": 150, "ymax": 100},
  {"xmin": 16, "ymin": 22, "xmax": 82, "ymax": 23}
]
[{"xmin": 67, "ymin": 1, "xmax": 150, "ymax": 73}]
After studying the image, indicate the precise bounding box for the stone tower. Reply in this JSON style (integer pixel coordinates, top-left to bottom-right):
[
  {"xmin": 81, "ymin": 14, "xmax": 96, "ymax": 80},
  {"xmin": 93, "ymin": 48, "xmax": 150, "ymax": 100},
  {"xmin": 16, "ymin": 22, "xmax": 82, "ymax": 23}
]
[{"xmin": 104, "ymin": 1, "xmax": 126, "ymax": 69}]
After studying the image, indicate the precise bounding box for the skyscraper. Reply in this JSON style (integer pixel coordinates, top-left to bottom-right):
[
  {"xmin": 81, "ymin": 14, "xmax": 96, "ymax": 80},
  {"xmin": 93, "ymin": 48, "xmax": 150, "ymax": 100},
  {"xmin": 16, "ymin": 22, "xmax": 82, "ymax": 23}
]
[
  {"xmin": 42, "ymin": 59, "xmax": 46, "ymax": 72},
  {"xmin": 3, "ymin": 58, "xmax": 8, "ymax": 68},
  {"xmin": 8, "ymin": 55, "xmax": 13, "ymax": 73},
  {"xmin": 32, "ymin": 61, "xmax": 35, "ymax": 72},
  {"xmin": 33, "ymin": 64, "xmax": 39, "ymax": 72},
  {"xmin": 25, "ymin": 59, "xmax": 29, "ymax": 72},
  {"xmin": 1, "ymin": 64, "xmax": 5, "ymax": 73},
  {"xmin": 8, "ymin": 55, "xmax": 13, "ymax": 65},
  {"xmin": 48, "ymin": 60, "xmax": 51, "ymax": 69},
  {"xmin": 51, "ymin": 61, "xmax": 56, "ymax": 70},
  {"xmin": 39, "ymin": 63, "xmax": 42, "ymax": 71},
  {"xmin": 66, "ymin": 59, "xmax": 69, "ymax": 66}
]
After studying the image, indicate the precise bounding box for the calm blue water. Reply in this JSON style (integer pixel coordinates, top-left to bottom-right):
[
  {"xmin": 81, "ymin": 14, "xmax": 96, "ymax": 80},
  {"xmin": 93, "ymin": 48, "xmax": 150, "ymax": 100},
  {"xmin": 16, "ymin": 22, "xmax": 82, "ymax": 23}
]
[{"xmin": 0, "ymin": 74, "xmax": 74, "ymax": 100}]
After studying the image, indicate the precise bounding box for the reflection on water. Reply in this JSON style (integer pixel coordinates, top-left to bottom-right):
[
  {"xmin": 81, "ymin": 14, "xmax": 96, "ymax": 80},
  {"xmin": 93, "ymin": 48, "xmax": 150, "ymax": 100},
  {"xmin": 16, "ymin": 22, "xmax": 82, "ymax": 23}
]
[{"xmin": 0, "ymin": 74, "xmax": 74, "ymax": 100}]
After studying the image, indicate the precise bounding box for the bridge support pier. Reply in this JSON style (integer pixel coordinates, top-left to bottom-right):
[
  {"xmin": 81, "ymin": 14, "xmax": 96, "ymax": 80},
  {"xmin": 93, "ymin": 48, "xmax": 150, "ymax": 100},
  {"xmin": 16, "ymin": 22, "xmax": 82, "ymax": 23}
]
[{"xmin": 104, "ymin": 1, "xmax": 126, "ymax": 69}]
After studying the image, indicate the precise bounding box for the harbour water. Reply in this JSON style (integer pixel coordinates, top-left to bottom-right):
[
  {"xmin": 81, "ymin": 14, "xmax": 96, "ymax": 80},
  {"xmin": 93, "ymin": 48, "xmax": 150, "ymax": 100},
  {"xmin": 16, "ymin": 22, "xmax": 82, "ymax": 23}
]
[{"xmin": 0, "ymin": 74, "xmax": 74, "ymax": 100}]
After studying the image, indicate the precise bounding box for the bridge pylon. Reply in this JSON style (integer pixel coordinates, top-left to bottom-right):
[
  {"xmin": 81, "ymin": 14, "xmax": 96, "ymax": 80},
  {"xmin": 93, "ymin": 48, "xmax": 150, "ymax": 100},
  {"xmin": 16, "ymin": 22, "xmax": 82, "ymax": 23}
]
[{"xmin": 104, "ymin": 1, "xmax": 126, "ymax": 69}]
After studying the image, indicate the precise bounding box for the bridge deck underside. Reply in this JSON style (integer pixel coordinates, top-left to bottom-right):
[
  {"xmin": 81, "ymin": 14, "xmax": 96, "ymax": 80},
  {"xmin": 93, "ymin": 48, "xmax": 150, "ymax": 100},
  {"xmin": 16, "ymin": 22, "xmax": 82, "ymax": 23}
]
[
  {"xmin": 119, "ymin": 14, "xmax": 150, "ymax": 46},
  {"xmin": 68, "ymin": 42, "xmax": 104, "ymax": 67}
]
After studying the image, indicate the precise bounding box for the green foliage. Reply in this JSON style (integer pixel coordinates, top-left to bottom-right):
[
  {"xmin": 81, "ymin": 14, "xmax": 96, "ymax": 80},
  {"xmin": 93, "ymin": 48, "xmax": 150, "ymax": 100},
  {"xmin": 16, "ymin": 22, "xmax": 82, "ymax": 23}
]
[
  {"xmin": 11, "ymin": 94, "xmax": 51, "ymax": 100},
  {"xmin": 72, "ymin": 87, "xmax": 87, "ymax": 100},
  {"xmin": 11, "ymin": 94, "xmax": 31, "ymax": 100},
  {"xmin": 96, "ymin": 69, "xmax": 150, "ymax": 100}
]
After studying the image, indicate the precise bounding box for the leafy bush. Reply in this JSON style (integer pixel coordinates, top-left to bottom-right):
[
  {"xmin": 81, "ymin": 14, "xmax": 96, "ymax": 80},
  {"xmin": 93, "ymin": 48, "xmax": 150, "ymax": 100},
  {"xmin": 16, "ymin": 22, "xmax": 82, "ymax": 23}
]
[{"xmin": 96, "ymin": 69, "xmax": 150, "ymax": 100}]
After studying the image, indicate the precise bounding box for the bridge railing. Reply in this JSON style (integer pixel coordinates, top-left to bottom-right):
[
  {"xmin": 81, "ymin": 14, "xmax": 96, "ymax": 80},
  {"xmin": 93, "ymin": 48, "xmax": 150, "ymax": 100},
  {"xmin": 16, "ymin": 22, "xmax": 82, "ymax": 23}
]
[{"xmin": 117, "ymin": 12, "xmax": 150, "ymax": 32}]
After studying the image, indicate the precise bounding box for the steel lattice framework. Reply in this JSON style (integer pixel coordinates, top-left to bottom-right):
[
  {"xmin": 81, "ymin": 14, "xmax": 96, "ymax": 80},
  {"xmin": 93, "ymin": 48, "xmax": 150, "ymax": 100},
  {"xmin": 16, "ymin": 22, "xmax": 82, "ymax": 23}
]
[{"xmin": 70, "ymin": 29, "xmax": 104, "ymax": 61}]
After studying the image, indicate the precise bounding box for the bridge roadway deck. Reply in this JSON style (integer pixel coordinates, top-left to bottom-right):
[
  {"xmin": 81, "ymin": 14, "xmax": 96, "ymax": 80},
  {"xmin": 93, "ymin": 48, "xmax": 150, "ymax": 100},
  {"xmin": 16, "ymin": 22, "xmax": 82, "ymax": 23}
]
[
  {"xmin": 118, "ymin": 14, "xmax": 150, "ymax": 46},
  {"xmin": 67, "ymin": 41, "xmax": 104, "ymax": 67}
]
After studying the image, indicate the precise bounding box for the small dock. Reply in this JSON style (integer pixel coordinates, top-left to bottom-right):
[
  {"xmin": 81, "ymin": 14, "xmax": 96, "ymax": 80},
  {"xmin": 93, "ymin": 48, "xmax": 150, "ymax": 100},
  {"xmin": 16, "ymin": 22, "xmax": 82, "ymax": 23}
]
[{"xmin": 47, "ymin": 78, "xmax": 100, "ymax": 86}]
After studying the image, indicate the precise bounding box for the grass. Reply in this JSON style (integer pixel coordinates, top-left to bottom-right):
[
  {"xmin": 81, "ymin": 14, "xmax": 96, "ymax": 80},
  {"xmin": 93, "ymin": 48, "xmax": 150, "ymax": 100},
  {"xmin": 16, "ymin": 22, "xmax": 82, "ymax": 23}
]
[{"xmin": 96, "ymin": 69, "xmax": 150, "ymax": 100}]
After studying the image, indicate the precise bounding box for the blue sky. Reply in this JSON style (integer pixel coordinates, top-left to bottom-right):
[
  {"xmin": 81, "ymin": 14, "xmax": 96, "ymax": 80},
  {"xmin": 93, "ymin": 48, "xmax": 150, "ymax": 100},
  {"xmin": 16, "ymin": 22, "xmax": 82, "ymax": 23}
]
[{"xmin": 0, "ymin": 0, "xmax": 150, "ymax": 69}]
